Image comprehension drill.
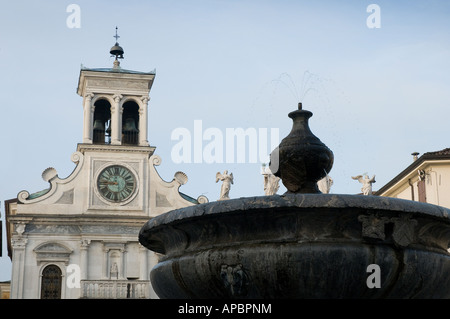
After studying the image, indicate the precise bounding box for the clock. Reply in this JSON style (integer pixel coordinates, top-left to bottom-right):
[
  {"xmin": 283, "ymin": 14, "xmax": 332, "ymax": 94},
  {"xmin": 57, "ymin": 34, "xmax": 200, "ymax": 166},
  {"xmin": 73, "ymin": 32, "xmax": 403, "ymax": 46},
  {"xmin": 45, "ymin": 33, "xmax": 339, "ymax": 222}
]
[{"xmin": 97, "ymin": 165, "xmax": 136, "ymax": 203}]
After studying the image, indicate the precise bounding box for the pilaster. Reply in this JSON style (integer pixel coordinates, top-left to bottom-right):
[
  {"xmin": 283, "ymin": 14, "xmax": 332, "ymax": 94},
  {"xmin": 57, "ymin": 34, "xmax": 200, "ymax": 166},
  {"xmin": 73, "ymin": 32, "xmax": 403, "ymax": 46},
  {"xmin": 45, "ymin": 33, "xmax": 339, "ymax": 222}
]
[
  {"xmin": 111, "ymin": 94, "xmax": 123, "ymax": 145},
  {"xmin": 139, "ymin": 96, "xmax": 150, "ymax": 146},
  {"xmin": 83, "ymin": 93, "xmax": 95, "ymax": 143},
  {"xmin": 80, "ymin": 239, "xmax": 91, "ymax": 280}
]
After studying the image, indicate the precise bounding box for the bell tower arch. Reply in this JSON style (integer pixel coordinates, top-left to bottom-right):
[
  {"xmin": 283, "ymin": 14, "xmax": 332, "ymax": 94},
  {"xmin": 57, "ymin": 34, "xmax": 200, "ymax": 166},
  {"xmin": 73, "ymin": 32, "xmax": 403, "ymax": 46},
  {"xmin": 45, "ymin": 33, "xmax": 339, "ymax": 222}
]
[
  {"xmin": 122, "ymin": 99, "xmax": 140, "ymax": 145},
  {"xmin": 92, "ymin": 98, "xmax": 112, "ymax": 144}
]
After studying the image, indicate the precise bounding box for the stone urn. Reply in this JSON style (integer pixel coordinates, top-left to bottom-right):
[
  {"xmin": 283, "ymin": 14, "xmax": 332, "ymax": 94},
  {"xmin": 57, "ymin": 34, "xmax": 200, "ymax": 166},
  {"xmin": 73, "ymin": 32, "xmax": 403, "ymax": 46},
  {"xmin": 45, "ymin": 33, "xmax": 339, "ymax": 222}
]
[
  {"xmin": 139, "ymin": 104, "xmax": 450, "ymax": 299},
  {"xmin": 269, "ymin": 102, "xmax": 333, "ymax": 194}
]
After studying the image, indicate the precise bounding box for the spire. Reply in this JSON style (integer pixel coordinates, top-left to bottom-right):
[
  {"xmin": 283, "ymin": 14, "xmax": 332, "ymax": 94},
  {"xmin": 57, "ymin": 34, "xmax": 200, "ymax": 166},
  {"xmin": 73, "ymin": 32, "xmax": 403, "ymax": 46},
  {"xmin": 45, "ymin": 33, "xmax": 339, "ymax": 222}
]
[{"xmin": 110, "ymin": 26, "xmax": 124, "ymax": 68}]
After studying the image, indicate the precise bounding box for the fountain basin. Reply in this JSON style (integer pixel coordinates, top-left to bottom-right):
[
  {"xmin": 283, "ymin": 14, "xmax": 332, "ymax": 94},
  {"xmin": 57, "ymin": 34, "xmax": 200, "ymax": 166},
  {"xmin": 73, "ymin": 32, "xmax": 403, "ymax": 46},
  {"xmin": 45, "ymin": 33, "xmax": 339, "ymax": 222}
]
[{"xmin": 139, "ymin": 194, "xmax": 450, "ymax": 299}]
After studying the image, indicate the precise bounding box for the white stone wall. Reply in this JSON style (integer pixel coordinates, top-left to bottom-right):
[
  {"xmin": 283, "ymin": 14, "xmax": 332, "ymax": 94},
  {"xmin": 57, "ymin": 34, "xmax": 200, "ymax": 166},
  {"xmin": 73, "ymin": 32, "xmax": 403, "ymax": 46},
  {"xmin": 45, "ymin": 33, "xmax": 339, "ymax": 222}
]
[{"xmin": 379, "ymin": 161, "xmax": 450, "ymax": 209}]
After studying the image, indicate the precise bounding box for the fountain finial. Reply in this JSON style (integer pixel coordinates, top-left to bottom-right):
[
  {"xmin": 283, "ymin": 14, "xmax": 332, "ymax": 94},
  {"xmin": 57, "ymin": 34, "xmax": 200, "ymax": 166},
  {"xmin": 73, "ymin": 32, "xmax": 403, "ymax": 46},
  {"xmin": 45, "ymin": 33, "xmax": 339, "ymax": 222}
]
[{"xmin": 270, "ymin": 103, "xmax": 333, "ymax": 193}]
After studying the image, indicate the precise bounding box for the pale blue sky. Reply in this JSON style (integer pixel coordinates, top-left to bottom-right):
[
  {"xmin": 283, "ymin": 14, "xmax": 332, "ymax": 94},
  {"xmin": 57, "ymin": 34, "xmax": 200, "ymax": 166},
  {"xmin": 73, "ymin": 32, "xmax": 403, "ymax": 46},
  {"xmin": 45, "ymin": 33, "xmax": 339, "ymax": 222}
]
[{"xmin": 1, "ymin": 0, "xmax": 449, "ymax": 281}]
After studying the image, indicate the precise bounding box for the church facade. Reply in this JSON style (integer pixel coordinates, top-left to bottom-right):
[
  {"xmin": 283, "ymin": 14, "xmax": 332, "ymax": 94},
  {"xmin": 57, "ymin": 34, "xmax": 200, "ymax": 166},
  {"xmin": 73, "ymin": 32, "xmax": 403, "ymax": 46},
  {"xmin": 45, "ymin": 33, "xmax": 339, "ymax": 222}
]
[{"xmin": 5, "ymin": 39, "xmax": 207, "ymax": 299}]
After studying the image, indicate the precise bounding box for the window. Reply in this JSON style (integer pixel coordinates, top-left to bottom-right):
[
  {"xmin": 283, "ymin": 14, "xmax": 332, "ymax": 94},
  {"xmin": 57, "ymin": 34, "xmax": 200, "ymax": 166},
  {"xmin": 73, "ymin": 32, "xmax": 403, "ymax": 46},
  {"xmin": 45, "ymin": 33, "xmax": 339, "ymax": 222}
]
[
  {"xmin": 40, "ymin": 265, "xmax": 62, "ymax": 299},
  {"xmin": 418, "ymin": 180, "xmax": 427, "ymax": 203}
]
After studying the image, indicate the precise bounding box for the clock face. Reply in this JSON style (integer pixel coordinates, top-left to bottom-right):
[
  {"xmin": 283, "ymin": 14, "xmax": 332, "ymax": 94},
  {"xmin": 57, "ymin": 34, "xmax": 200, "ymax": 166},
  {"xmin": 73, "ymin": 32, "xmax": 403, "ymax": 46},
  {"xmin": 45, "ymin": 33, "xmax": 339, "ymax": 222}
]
[{"xmin": 97, "ymin": 165, "xmax": 136, "ymax": 202}]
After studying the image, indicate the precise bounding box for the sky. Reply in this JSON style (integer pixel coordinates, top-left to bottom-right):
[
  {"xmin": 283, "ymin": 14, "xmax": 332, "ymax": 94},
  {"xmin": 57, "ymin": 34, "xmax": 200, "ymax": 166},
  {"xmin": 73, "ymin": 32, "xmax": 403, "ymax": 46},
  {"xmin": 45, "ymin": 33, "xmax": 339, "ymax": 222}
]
[{"xmin": 1, "ymin": 0, "xmax": 449, "ymax": 281}]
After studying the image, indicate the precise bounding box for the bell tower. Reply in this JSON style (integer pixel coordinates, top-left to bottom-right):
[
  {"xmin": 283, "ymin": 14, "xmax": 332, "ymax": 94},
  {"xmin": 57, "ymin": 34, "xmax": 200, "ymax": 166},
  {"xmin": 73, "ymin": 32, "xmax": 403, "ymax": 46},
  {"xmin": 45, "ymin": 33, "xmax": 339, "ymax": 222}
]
[
  {"xmin": 76, "ymin": 27, "xmax": 155, "ymax": 147},
  {"xmin": 74, "ymin": 27, "xmax": 157, "ymax": 212}
]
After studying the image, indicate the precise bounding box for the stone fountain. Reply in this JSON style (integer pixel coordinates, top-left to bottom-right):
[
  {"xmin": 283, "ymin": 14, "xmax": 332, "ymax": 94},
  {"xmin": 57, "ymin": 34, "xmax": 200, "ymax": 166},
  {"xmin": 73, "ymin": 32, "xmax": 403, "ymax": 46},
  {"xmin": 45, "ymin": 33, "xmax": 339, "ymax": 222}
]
[{"xmin": 139, "ymin": 103, "xmax": 450, "ymax": 299}]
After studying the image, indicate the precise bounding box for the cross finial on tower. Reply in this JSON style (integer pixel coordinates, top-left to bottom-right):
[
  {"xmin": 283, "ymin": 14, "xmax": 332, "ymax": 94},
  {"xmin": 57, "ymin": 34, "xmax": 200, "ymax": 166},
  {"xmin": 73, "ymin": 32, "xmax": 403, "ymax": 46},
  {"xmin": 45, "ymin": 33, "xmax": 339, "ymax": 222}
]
[
  {"xmin": 110, "ymin": 26, "xmax": 124, "ymax": 67},
  {"xmin": 114, "ymin": 26, "xmax": 120, "ymax": 43}
]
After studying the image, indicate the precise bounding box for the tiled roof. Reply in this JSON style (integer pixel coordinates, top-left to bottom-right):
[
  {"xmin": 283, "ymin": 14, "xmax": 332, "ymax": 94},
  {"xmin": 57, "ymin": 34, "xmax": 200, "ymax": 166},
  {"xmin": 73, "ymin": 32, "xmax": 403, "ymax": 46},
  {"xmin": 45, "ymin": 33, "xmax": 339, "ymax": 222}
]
[{"xmin": 423, "ymin": 148, "xmax": 450, "ymax": 157}]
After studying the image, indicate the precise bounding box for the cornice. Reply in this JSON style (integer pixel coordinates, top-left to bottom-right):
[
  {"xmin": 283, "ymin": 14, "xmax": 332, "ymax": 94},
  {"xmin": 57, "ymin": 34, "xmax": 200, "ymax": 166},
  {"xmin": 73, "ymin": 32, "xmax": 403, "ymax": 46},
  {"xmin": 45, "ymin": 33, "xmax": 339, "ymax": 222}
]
[
  {"xmin": 8, "ymin": 214, "xmax": 150, "ymax": 226},
  {"xmin": 77, "ymin": 143, "xmax": 156, "ymax": 155},
  {"xmin": 77, "ymin": 68, "xmax": 155, "ymax": 96}
]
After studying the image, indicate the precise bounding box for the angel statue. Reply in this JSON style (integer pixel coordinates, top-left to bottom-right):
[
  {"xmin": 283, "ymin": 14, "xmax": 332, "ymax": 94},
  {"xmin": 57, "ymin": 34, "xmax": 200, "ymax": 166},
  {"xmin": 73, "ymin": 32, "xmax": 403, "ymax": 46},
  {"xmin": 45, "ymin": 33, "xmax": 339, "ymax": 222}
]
[
  {"xmin": 317, "ymin": 174, "xmax": 333, "ymax": 194},
  {"xmin": 261, "ymin": 164, "xmax": 280, "ymax": 196},
  {"xmin": 352, "ymin": 174, "xmax": 376, "ymax": 195},
  {"xmin": 216, "ymin": 170, "xmax": 234, "ymax": 201}
]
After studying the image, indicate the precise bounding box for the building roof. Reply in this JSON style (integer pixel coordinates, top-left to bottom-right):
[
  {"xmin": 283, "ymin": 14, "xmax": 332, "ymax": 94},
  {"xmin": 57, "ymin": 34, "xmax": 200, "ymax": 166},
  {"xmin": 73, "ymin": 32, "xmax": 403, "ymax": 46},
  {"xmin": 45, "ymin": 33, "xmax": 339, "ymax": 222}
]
[
  {"xmin": 377, "ymin": 147, "xmax": 450, "ymax": 195},
  {"xmin": 423, "ymin": 148, "xmax": 450, "ymax": 157},
  {"xmin": 26, "ymin": 188, "xmax": 50, "ymax": 200},
  {"xmin": 179, "ymin": 192, "xmax": 201, "ymax": 204},
  {"xmin": 80, "ymin": 65, "xmax": 156, "ymax": 75}
]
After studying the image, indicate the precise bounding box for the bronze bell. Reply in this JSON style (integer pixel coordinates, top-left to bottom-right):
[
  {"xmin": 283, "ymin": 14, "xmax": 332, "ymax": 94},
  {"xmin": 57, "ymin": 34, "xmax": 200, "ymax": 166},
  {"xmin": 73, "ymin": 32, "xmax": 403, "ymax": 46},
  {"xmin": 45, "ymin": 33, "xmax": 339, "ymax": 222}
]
[
  {"xmin": 110, "ymin": 43, "xmax": 124, "ymax": 59},
  {"xmin": 93, "ymin": 119, "xmax": 105, "ymax": 131},
  {"xmin": 123, "ymin": 118, "xmax": 139, "ymax": 132}
]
